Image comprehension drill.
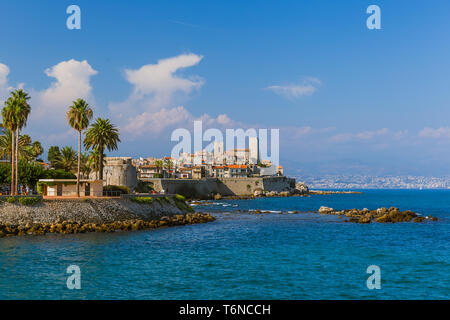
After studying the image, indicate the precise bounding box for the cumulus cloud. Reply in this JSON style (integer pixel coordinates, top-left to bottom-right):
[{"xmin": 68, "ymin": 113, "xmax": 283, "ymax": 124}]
[
  {"xmin": 266, "ymin": 77, "xmax": 321, "ymax": 99},
  {"xmin": 33, "ymin": 59, "xmax": 98, "ymax": 120},
  {"xmin": 418, "ymin": 127, "xmax": 450, "ymax": 139},
  {"xmin": 0, "ymin": 62, "xmax": 14, "ymax": 104},
  {"xmin": 110, "ymin": 53, "xmax": 206, "ymax": 136}
]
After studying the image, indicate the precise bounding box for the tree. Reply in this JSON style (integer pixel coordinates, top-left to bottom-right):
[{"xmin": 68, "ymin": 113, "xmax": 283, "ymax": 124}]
[
  {"xmin": 56, "ymin": 146, "xmax": 77, "ymax": 173},
  {"xmin": 30, "ymin": 141, "xmax": 44, "ymax": 160},
  {"xmin": 165, "ymin": 159, "xmax": 174, "ymax": 178},
  {"xmin": 84, "ymin": 118, "xmax": 120, "ymax": 180},
  {"xmin": 80, "ymin": 152, "xmax": 91, "ymax": 179},
  {"xmin": 155, "ymin": 160, "xmax": 163, "ymax": 176},
  {"xmin": 12, "ymin": 89, "xmax": 31, "ymax": 195},
  {"xmin": 2, "ymin": 97, "xmax": 19, "ymax": 194},
  {"xmin": 87, "ymin": 148, "xmax": 105, "ymax": 180},
  {"xmin": 67, "ymin": 99, "xmax": 93, "ymax": 197},
  {"xmin": 48, "ymin": 146, "xmax": 62, "ymax": 168}
]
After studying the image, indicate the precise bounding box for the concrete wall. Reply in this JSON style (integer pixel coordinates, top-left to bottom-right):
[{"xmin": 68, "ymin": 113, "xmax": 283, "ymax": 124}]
[
  {"xmin": 47, "ymin": 181, "xmax": 103, "ymax": 197},
  {"xmin": 143, "ymin": 176, "xmax": 296, "ymax": 198}
]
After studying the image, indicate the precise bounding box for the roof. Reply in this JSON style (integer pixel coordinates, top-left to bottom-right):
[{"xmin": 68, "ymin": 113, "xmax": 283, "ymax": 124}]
[{"xmin": 227, "ymin": 165, "xmax": 248, "ymax": 169}]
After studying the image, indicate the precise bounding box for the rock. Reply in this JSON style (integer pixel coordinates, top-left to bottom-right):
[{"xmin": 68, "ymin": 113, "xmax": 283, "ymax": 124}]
[
  {"xmin": 318, "ymin": 206, "xmax": 334, "ymax": 214},
  {"xmin": 279, "ymin": 191, "xmax": 290, "ymax": 197},
  {"xmin": 295, "ymin": 182, "xmax": 309, "ymax": 194},
  {"xmin": 377, "ymin": 207, "xmax": 388, "ymax": 215},
  {"xmin": 253, "ymin": 189, "xmax": 264, "ymax": 197},
  {"xmin": 213, "ymin": 194, "xmax": 222, "ymax": 200},
  {"xmin": 431, "ymin": 217, "xmax": 438, "ymax": 221},
  {"xmin": 374, "ymin": 214, "xmax": 390, "ymax": 223},
  {"xmin": 413, "ymin": 216, "xmax": 426, "ymax": 223}
]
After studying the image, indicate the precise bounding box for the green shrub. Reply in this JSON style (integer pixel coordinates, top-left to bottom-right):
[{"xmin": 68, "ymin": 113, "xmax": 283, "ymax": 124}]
[
  {"xmin": 6, "ymin": 197, "xmax": 16, "ymax": 203},
  {"xmin": 103, "ymin": 185, "xmax": 130, "ymax": 195},
  {"xmin": 175, "ymin": 194, "xmax": 186, "ymax": 202},
  {"xmin": 130, "ymin": 197, "xmax": 154, "ymax": 204},
  {"xmin": 134, "ymin": 180, "xmax": 150, "ymax": 193},
  {"xmin": 18, "ymin": 197, "xmax": 41, "ymax": 206}
]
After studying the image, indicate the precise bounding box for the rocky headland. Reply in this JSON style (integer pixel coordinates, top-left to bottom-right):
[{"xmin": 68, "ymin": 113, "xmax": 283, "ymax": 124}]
[{"xmin": 0, "ymin": 195, "xmax": 214, "ymax": 237}]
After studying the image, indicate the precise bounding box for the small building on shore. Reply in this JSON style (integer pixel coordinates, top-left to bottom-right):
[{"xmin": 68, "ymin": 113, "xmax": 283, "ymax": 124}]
[{"xmin": 38, "ymin": 179, "xmax": 104, "ymax": 197}]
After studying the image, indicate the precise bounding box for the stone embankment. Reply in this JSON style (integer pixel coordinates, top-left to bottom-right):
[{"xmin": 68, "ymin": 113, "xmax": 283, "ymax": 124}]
[
  {"xmin": 0, "ymin": 196, "xmax": 214, "ymax": 237},
  {"xmin": 318, "ymin": 206, "xmax": 438, "ymax": 223}
]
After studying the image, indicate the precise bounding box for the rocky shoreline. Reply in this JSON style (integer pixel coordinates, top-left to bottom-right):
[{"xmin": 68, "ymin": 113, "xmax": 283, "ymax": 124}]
[
  {"xmin": 0, "ymin": 196, "xmax": 215, "ymax": 237},
  {"xmin": 318, "ymin": 206, "xmax": 437, "ymax": 223},
  {"xmin": 0, "ymin": 213, "xmax": 214, "ymax": 237}
]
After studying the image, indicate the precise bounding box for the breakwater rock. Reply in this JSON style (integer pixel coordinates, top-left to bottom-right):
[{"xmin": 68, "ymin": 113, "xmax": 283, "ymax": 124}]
[
  {"xmin": 0, "ymin": 196, "xmax": 215, "ymax": 237},
  {"xmin": 318, "ymin": 206, "xmax": 438, "ymax": 223}
]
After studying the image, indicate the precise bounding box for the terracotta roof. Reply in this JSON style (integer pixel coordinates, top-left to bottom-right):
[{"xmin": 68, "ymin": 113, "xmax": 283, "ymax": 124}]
[{"xmin": 227, "ymin": 165, "xmax": 248, "ymax": 169}]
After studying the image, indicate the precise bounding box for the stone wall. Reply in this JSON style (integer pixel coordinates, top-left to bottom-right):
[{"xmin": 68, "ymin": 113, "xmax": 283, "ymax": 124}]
[
  {"xmin": 102, "ymin": 157, "xmax": 138, "ymax": 190},
  {"xmin": 0, "ymin": 196, "xmax": 188, "ymax": 226},
  {"xmin": 144, "ymin": 176, "xmax": 296, "ymax": 198}
]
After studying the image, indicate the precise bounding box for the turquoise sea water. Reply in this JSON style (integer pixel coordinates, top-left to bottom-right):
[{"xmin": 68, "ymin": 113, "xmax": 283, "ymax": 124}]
[{"xmin": 0, "ymin": 190, "xmax": 448, "ymax": 299}]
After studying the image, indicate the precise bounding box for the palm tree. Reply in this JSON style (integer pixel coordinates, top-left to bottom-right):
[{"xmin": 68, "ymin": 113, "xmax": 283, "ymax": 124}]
[
  {"xmin": 56, "ymin": 146, "xmax": 77, "ymax": 173},
  {"xmin": 0, "ymin": 129, "xmax": 36, "ymax": 162},
  {"xmin": 12, "ymin": 89, "xmax": 31, "ymax": 195},
  {"xmin": 80, "ymin": 152, "xmax": 91, "ymax": 179},
  {"xmin": 67, "ymin": 99, "xmax": 93, "ymax": 197},
  {"xmin": 30, "ymin": 141, "xmax": 44, "ymax": 160},
  {"xmin": 154, "ymin": 160, "xmax": 163, "ymax": 177},
  {"xmin": 165, "ymin": 159, "xmax": 174, "ymax": 178},
  {"xmin": 1, "ymin": 98, "xmax": 19, "ymax": 194},
  {"xmin": 84, "ymin": 118, "xmax": 120, "ymax": 180},
  {"xmin": 87, "ymin": 148, "xmax": 105, "ymax": 180}
]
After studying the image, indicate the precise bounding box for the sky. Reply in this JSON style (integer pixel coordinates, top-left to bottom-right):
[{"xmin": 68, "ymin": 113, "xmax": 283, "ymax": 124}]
[{"xmin": 1, "ymin": 0, "xmax": 450, "ymax": 176}]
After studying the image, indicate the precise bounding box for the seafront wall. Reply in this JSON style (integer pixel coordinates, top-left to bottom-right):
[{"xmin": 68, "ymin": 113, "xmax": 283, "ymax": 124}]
[
  {"xmin": 0, "ymin": 196, "xmax": 191, "ymax": 226},
  {"xmin": 145, "ymin": 176, "xmax": 296, "ymax": 198}
]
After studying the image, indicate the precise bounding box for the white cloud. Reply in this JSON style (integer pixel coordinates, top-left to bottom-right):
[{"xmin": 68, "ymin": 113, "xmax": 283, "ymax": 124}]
[
  {"xmin": 33, "ymin": 59, "xmax": 98, "ymax": 120},
  {"xmin": 266, "ymin": 77, "xmax": 321, "ymax": 99},
  {"xmin": 111, "ymin": 53, "xmax": 205, "ymax": 136},
  {"xmin": 0, "ymin": 62, "xmax": 13, "ymax": 104},
  {"xmin": 330, "ymin": 128, "xmax": 389, "ymax": 143},
  {"xmin": 418, "ymin": 127, "xmax": 450, "ymax": 139}
]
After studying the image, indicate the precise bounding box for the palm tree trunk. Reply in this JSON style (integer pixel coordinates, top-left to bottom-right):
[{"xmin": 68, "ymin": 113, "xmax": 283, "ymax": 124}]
[
  {"xmin": 15, "ymin": 128, "xmax": 19, "ymax": 195},
  {"xmin": 10, "ymin": 130, "xmax": 15, "ymax": 195},
  {"xmin": 77, "ymin": 131, "xmax": 81, "ymax": 197},
  {"xmin": 99, "ymin": 146, "xmax": 104, "ymax": 180}
]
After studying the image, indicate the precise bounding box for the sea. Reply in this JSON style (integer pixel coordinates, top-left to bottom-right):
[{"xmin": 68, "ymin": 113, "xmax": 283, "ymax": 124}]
[{"xmin": 0, "ymin": 189, "xmax": 448, "ymax": 299}]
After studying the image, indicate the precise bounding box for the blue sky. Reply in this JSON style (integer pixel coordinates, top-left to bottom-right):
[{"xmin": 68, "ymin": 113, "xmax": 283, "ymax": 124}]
[{"xmin": 1, "ymin": 0, "xmax": 450, "ymax": 176}]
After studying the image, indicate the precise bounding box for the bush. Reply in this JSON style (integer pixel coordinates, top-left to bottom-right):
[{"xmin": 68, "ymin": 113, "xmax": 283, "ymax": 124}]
[
  {"xmin": 18, "ymin": 197, "xmax": 41, "ymax": 206},
  {"xmin": 130, "ymin": 197, "xmax": 154, "ymax": 204},
  {"xmin": 6, "ymin": 197, "xmax": 16, "ymax": 203},
  {"xmin": 103, "ymin": 185, "xmax": 130, "ymax": 195},
  {"xmin": 134, "ymin": 180, "xmax": 150, "ymax": 193},
  {"xmin": 175, "ymin": 194, "xmax": 186, "ymax": 202}
]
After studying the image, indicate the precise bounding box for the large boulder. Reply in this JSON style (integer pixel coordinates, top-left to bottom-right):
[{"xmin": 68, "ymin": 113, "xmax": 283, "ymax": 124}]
[
  {"xmin": 253, "ymin": 189, "xmax": 264, "ymax": 197},
  {"xmin": 295, "ymin": 182, "xmax": 309, "ymax": 194},
  {"xmin": 318, "ymin": 206, "xmax": 334, "ymax": 214}
]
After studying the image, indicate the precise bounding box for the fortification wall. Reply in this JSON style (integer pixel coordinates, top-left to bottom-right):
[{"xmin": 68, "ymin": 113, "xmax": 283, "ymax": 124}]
[{"xmin": 144, "ymin": 176, "xmax": 296, "ymax": 198}]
